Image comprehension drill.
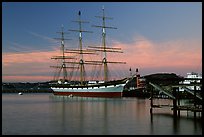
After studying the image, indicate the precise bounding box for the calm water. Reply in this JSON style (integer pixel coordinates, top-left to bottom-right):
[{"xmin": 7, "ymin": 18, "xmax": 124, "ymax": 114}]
[{"xmin": 2, "ymin": 93, "xmax": 202, "ymax": 135}]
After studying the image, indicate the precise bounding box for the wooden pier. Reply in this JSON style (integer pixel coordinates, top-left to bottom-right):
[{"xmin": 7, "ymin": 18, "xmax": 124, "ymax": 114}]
[{"xmin": 147, "ymin": 76, "xmax": 202, "ymax": 118}]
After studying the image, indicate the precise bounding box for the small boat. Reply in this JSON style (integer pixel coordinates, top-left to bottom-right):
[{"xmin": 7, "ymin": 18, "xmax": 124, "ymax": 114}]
[
  {"xmin": 68, "ymin": 94, "xmax": 74, "ymax": 97},
  {"xmin": 18, "ymin": 92, "xmax": 23, "ymax": 95}
]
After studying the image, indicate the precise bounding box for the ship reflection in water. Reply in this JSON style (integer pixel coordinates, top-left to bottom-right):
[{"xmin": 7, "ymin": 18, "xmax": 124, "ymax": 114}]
[
  {"xmin": 49, "ymin": 95, "xmax": 202, "ymax": 135},
  {"xmin": 2, "ymin": 93, "xmax": 202, "ymax": 135}
]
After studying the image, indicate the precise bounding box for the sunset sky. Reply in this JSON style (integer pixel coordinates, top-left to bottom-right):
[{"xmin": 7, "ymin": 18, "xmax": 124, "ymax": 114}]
[{"xmin": 2, "ymin": 2, "xmax": 202, "ymax": 82}]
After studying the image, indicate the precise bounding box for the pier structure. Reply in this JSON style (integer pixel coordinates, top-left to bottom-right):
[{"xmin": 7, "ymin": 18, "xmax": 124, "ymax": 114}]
[{"xmin": 146, "ymin": 76, "xmax": 202, "ymax": 118}]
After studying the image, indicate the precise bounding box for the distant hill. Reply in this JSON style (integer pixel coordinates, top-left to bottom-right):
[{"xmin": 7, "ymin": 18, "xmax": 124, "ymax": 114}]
[
  {"xmin": 2, "ymin": 82, "xmax": 52, "ymax": 93},
  {"xmin": 144, "ymin": 73, "xmax": 184, "ymax": 85}
]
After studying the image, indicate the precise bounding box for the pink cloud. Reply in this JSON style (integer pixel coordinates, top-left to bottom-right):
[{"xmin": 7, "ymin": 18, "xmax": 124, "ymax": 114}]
[
  {"xmin": 2, "ymin": 75, "xmax": 53, "ymax": 83},
  {"xmin": 109, "ymin": 36, "xmax": 202, "ymax": 76},
  {"xmin": 2, "ymin": 50, "xmax": 60, "ymax": 82},
  {"xmin": 2, "ymin": 50, "xmax": 58, "ymax": 67},
  {"xmin": 2, "ymin": 36, "xmax": 202, "ymax": 82}
]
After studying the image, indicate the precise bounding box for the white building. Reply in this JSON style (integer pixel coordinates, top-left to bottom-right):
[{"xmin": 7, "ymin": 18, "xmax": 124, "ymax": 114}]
[{"xmin": 179, "ymin": 72, "xmax": 202, "ymax": 91}]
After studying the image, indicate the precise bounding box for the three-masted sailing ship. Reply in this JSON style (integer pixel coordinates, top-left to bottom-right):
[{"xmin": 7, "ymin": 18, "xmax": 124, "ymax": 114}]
[{"xmin": 50, "ymin": 8, "xmax": 130, "ymax": 97}]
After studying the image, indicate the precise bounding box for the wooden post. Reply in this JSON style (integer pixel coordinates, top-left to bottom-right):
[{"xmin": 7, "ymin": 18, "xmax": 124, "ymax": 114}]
[
  {"xmin": 172, "ymin": 87, "xmax": 177, "ymax": 117},
  {"xmin": 194, "ymin": 82, "xmax": 197, "ymax": 118},
  {"xmin": 201, "ymin": 85, "xmax": 203, "ymax": 118},
  {"xmin": 150, "ymin": 85, "xmax": 153, "ymax": 124},
  {"xmin": 177, "ymin": 86, "xmax": 180, "ymax": 117},
  {"xmin": 150, "ymin": 84, "xmax": 153, "ymax": 115}
]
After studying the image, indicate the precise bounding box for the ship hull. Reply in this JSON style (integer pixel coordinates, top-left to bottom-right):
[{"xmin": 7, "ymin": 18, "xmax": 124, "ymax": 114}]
[{"xmin": 51, "ymin": 83, "xmax": 125, "ymax": 98}]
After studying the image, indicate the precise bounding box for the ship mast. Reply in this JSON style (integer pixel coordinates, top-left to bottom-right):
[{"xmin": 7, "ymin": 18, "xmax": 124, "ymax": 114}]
[
  {"xmin": 89, "ymin": 6, "xmax": 126, "ymax": 82},
  {"xmin": 68, "ymin": 11, "xmax": 93, "ymax": 85},
  {"xmin": 50, "ymin": 25, "xmax": 75, "ymax": 82}
]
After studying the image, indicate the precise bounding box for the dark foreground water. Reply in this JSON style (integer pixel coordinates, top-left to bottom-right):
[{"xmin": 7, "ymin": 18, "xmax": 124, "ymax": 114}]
[{"xmin": 2, "ymin": 93, "xmax": 202, "ymax": 135}]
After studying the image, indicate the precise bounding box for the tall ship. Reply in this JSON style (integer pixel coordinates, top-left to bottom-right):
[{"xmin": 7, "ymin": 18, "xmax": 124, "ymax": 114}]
[{"xmin": 50, "ymin": 8, "xmax": 130, "ymax": 97}]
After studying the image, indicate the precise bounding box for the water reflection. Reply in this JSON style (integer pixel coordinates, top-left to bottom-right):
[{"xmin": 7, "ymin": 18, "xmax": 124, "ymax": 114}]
[
  {"xmin": 49, "ymin": 95, "xmax": 121, "ymax": 134},
  {"xmin": 2, "ymin": 94, "xmax": 202, "ymax": 135},
  {"xmin": 150, "ymin": 111, "xmax": 202, "ymax": 135},
  {"xmin": 48, "ymin": 95, "xmax": 202, "ymax": 135},
  {"xmin": 149, "ymin": 98, "xmax": 202, "ymax": 135}
]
